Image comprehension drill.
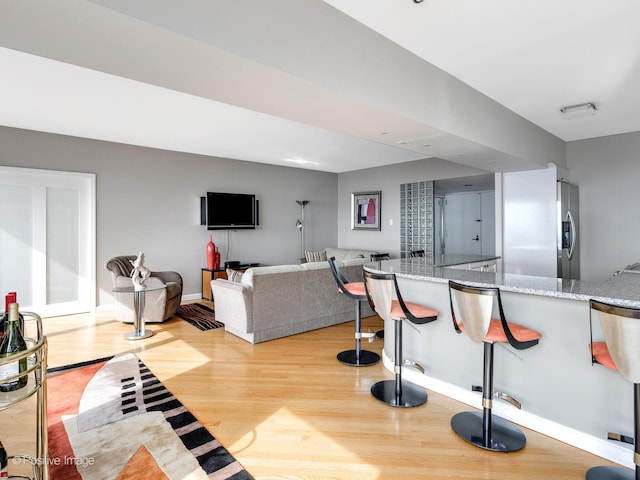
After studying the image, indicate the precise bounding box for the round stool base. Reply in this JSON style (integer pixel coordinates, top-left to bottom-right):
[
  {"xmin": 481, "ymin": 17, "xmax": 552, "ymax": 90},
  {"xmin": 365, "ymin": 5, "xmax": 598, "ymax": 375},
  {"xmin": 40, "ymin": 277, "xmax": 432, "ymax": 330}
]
[
  {"xmin": 337, "ymin": 349, "xmax": 380, "ymax": 367},
  {"xmin": 371, "ymin": 379, "xmax": 427, "ymax": 407},
  {"xmin": 451, "ymin": 411, "xmax": 526, "ymax": 452},
  {"xmin": 124, "ymin": 329, "xmax": 153, "ymax": 341},
  {"xmin": 586, "ymin": 466, "xmax": 635, "ymax": 480}
]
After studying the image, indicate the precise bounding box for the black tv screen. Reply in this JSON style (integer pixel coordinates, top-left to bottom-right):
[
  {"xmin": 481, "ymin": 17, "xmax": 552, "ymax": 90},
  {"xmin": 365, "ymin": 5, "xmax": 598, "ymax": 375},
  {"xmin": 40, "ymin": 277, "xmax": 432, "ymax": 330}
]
[{"xmin": 206, "ymin": 192, "xmax": 256, "ymax": 230}]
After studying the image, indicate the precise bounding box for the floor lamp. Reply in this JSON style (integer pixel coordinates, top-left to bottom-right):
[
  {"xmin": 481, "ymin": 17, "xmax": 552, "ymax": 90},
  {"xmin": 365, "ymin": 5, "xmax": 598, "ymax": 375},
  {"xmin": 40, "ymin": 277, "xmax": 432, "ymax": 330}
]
[{"xmin": 296, "ymin": 200, "xmax": 309, "ymax": 259}]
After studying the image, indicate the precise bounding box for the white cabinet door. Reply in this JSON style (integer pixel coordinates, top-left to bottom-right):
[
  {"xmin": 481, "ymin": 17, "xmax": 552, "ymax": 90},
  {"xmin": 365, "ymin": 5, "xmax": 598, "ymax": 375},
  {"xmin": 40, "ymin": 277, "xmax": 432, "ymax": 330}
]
[{"xmin": 469, "ymin": 260, "xmax": 497, "ymax": 272}]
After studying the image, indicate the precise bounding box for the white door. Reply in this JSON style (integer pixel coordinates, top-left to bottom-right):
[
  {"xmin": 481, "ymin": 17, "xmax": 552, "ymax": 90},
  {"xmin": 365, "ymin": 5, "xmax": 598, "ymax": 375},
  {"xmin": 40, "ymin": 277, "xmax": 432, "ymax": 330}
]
[
  {"xmin": 0, "ymin": 166, "xmax": 95, "ymax": 317},
  {"xmin": 444, "ymin": 192, "xmax": 482, "ymax": 255}
]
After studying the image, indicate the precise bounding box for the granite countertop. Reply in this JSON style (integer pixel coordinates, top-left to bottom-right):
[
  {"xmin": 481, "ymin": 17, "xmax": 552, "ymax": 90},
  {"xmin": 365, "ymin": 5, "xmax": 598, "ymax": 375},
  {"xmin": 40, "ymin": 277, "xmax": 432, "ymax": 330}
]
[
  {"xmin": 364, "ymin": 258, "xmax": 640, "ymax": 308},
  {"xmin": 427, "ymin": 254, "xmax": 500, "ymax": 267}
]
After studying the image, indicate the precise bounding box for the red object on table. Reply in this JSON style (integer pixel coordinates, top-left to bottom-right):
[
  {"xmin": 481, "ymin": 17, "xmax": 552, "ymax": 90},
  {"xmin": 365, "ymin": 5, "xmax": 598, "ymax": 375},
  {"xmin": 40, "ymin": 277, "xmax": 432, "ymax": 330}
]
[{"xmin": 206, "ymin": 235, "xmax": 216, "ymax": 270}]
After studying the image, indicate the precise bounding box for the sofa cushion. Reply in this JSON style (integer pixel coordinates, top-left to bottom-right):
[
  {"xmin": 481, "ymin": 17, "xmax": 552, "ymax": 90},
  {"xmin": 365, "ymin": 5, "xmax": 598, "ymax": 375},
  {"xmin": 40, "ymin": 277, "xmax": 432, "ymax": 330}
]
[
  {"xmin": 226, "ymin": 268, "xmax": 244, "ymax": 283},
  {"xmin": 305, "ymin": 250, "xmax": 328, "ymax": 263},
  {"xmin": 325, "ymin": 248, "xmax": 379, "ymax": 263},
  {"xmin": 241, "ymin": 264, "xmax": 304, "ymax": 287}
]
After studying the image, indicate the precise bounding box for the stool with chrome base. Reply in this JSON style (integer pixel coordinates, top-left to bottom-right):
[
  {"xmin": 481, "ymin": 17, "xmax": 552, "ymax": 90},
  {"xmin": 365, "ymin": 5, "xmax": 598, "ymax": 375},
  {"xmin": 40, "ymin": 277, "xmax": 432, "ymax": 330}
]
[
  {"xmin": 364, "ymin": 270, "xmax": 438, "ymax": 407},
  {"xmin": 369, "ymin": 253, "xmax": 391, "ymax": 339},
  {"xmin": 448, "ymin": 280, "xmax": 541, "ymax": 452},
  {"xmin": 586, "ymin": 299, "xmax": 640, "ymax": 480},
  {"xmin": 328, "ymin": 257, "xmax": 380, "ymax": 367}
]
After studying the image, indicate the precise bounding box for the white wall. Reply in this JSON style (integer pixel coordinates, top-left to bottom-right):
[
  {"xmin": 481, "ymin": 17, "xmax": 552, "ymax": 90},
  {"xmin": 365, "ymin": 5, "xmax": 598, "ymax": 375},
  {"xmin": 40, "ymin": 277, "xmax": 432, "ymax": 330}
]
[
  {"xmin": 0, "ymin": 126, "xmax": 339, "ymax": 306},
  {"xmin": 567, "ymin": 131, "xmax": 640, "ymax": 280},
  {"xmin": 337, "ymin": 157, "xmax": 491, "ymax": 257}
]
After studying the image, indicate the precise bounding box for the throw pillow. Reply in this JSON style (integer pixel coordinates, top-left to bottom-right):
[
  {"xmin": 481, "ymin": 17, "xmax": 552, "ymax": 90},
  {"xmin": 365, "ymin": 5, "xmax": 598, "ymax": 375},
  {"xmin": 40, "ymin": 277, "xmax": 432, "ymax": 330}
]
[
  {"xmin": 305, "ymin": 250, "xmax": 327, "ymax": 263},
  {"xmin": 226, "ymin": 268, "xmax": 244, "ymax": 283}
]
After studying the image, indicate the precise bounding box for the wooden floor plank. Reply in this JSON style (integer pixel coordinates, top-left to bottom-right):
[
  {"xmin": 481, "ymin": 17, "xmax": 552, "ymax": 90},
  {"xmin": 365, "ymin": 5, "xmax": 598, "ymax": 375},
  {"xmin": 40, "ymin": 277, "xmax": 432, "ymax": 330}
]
[{"xmin": 0, "ymin": 304, "xmax": 624, "ymax": 479}]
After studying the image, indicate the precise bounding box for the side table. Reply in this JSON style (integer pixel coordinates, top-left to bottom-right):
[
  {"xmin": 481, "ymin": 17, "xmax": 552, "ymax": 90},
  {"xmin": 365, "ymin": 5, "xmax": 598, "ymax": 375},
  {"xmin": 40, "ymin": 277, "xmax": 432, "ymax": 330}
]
[
  {"xmin": 113, "ymin": 284, "xmax": 166, "ymax": 340},
  {"xmin": 201, "ymin": 264, "xmax": 261, "ymax": 300},
  {"xmin": 201, "ymin": 268, "xmax": 227, "ymax": 301}
]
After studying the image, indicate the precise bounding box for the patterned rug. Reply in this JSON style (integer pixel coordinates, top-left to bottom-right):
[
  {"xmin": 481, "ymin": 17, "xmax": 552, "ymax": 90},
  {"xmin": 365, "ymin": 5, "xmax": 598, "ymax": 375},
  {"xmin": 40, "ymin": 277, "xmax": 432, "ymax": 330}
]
[
  {"xmin": 176, "ymin": 303, "xmax": 224, "ymax": 331},
  {"xmin": 47, "ymin": 353, "xmax": 253, "ymax": 479}
]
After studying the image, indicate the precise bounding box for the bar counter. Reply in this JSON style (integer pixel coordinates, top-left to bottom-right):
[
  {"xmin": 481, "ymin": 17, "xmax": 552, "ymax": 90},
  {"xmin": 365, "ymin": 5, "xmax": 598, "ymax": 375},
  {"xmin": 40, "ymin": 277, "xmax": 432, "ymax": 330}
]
[
  {"xmin": 369, "ymin": 256, "xmax": 640, "ymax": 307},
  {"xmin": 364, "ymin": 258, "xmax": 638, "ymax": 468}
]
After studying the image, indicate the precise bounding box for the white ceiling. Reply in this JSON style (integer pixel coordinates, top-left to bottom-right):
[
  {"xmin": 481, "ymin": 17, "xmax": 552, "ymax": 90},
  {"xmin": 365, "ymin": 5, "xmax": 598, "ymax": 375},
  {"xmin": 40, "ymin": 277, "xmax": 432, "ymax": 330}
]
[
  {"xmin": 326, "ymin": 0, "xmax": 640, "ymax": 142},
  {"xmin": 1, "ymin": 0, "xmax": 639, "ymax": 174}
]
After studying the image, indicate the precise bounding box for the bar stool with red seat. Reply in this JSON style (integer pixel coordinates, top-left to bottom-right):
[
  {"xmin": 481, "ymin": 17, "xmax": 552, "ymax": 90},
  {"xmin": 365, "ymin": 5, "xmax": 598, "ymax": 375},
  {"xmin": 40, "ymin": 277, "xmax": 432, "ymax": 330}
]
[
  {"xmin": 587, "ymin": 299, "xmax": 640, "ymax": 480},
  {"xmin": 448, "ymin": 280, "xmax": 542, "ymax": 452},
  {"xmin": 328, "ymin": 257, "xmax": 380, "ymax": 367},
  {"xmin": 363, "ymin": 270, "xmax": 438, "ymax": 407}
]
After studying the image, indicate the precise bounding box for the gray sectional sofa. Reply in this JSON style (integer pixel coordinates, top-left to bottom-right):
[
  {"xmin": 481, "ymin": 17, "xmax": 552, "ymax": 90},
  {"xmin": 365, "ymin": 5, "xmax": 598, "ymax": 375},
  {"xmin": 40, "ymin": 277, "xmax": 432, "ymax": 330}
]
[{"xmin": 210, "ymin": 248, "xmax": 378, "ymax": 343}]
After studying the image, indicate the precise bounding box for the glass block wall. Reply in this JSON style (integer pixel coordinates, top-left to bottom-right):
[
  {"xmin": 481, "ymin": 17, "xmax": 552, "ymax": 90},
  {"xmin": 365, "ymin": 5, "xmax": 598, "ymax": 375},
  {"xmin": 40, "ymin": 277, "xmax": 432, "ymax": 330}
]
[{"xmin": 400, "ymin": 180, "xmax": 434, "ymax": 258}]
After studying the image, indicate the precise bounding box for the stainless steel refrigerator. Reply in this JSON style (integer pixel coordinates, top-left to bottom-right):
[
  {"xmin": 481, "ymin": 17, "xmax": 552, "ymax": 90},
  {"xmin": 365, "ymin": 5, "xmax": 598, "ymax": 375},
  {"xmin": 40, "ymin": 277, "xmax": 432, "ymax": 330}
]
[
  {"xmin": 502, "ymin": 165, "xmax": 580, "ymax": 279},
  {"xmin": 556, "ymin": 180, "xmax": 579, "ymax": 279}
]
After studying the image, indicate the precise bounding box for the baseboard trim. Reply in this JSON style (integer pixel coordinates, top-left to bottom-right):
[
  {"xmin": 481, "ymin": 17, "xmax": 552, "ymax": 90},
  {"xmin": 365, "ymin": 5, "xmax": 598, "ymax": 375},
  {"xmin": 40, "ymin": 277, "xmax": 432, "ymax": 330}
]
[
  {"xmin": 95, "ymin": 304, "xmax": 114, "ymax": 313},
  {"xmin": 181, "ymin": 293, "xmax": 202, "ymax": 302},
  {"xmin": 381, "ymin": 349, "xmax": 634, "ymax": 469}
]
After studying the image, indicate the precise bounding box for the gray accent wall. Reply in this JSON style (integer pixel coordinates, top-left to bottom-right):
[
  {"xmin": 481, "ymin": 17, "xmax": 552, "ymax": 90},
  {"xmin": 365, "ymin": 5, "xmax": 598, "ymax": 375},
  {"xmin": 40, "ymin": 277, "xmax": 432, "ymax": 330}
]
[
  {"xmin": 0, "ymin": 126, "xmax": 339, "ymax": 306},
  {"xmin": 567, "ymin": 131, "xmax": 640, "ymax": 280}
]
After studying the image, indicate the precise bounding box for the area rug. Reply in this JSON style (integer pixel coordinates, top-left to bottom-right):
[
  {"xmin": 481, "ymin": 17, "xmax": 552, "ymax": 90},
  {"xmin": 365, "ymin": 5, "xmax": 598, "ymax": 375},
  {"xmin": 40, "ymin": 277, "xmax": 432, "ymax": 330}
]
[
  {"xmin": 176, "ymin": 303, "xmax": 224, "ymax": 331},
  {"xmin": 47, "ymin": 353, "xmax": 253, "ymax": 480}
]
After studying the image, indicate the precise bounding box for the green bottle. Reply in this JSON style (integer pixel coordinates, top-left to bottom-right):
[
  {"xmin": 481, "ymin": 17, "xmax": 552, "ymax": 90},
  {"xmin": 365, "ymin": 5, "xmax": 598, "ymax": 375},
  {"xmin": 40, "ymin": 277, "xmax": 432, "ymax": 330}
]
[{"xmin": 0, "ymin": 303, "xmax": 28, "ymax": 392}]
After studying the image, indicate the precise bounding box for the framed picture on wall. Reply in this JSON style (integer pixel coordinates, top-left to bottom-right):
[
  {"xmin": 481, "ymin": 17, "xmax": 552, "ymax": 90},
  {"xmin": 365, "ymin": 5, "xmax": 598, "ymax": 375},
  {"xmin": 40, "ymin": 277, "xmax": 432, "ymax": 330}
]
[{"xmin": 351, "ymin": 191, "xmax": 381, "ymax": 231}]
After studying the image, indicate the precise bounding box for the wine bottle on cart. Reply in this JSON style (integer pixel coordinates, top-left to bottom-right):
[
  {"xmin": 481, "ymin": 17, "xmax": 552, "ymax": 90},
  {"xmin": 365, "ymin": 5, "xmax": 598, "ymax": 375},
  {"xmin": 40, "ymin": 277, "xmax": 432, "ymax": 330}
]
[
  {"xmin": 0, "ymin": 302, "xmax": 28, "ymax": 392},
  {"xmin": 0, "ymin": 292, "xmax": 25, "ymax": 338},
  {"xmin": 0, "ymin": 438, "xmax": 8, "ymax": 478}
]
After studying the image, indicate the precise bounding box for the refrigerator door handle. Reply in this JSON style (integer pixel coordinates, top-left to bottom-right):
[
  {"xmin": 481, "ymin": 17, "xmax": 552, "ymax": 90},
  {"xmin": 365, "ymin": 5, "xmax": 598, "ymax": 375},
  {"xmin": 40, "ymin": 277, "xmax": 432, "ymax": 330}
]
[{"xmin": 567, "ymin": 210, "xmax": 577, "ymax": 260}]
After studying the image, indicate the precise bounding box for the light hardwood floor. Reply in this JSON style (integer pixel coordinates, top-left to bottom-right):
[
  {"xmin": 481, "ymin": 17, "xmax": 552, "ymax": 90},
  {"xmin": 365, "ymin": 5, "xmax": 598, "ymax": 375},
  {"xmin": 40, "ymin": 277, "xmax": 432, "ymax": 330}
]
[{"xmin": 2, "ymin": 303, "xmax": 623, "ymax": 479}]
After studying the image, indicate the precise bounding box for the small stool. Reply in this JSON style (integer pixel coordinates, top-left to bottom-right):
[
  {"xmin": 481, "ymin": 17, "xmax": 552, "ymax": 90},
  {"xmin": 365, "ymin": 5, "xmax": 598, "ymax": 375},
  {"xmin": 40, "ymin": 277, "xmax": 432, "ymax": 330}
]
[
  {"xmin": 587, "ymin": 299, "xmax": 640, "ymax": 480},
  {"xmin": 448, "ymin": 280, "xmax": 541, "ymax": 452},
  {"xmin": 410, "ymin": 249, "xmax": 425, "ymax": 257},
  {"xmin": 364, "ymin": 270, "xmax": 438, "ymax": 407},
  {"xmin": 328, "ymin": 257, "xmax": 380, "ymax": 367}
]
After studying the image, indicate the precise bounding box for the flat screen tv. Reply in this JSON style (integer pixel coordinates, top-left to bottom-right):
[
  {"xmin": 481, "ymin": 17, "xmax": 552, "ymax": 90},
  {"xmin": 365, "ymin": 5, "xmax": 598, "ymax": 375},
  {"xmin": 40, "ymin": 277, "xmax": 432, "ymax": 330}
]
[{"xmin": 204, "ymin": 192, "xmax": 257, "ymax": 230}]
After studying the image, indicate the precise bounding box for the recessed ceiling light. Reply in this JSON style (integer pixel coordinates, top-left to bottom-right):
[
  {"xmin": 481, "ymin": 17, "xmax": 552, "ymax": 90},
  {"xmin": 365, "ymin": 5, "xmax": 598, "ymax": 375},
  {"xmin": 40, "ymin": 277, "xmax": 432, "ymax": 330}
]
[
  {"xmin": 284, "ymin": 158, "xmax": 320, "ymax": 166},
  {"xmin": 560, "ymin": 102, "xmax": 597, "ymax": 119}
]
